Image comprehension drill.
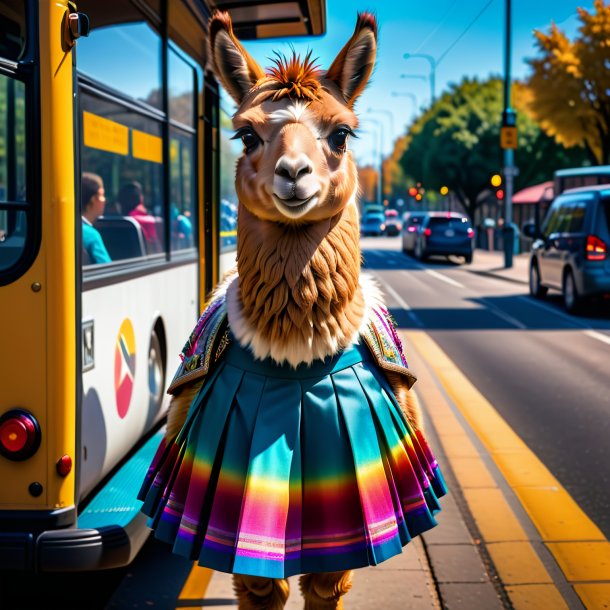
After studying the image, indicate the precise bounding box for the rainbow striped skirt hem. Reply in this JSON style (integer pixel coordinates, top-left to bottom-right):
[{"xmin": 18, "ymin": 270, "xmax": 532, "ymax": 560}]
[{"xmin": 138, "ymin": 339, "xmax": 447, "ymax": 578}]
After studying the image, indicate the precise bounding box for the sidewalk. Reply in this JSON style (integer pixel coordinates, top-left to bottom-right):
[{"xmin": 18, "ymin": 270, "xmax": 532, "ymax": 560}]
[{"xmin": 467, "ymin": 248, "xmax": 530, "ymax": 285}]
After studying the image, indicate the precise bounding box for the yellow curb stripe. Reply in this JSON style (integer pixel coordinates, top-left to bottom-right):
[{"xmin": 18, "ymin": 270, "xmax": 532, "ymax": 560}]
[
  {"xmin": 546, "ymin": 541, "xmax": 610, "ymax": 582},
  {"xmin": 573, "ymin": 584, "xmax": 610, "ymax": 608},
  {"xmin": 405, "ymin": 330, "xmax": 609, "ymax": 609},
  {"xmin": 505, "ymin": 584, "xmax": 570, "ymax": 609},
  {"xmin": 487, "ymin": 542, "xmax": 553, "ymax": 585},
  {"xmin": 177, "ymin": 565, "xmax": 214, "ymax": 606}
]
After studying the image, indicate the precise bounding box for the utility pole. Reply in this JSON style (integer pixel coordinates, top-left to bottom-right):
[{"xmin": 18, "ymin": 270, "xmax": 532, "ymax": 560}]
[
  {"xmin": 502, "ymin": 0, "xmax": 517, "ymax": 268},
  {"xmin": 362, "ymin": 117, "xmax": 384, "ymax": 205}
]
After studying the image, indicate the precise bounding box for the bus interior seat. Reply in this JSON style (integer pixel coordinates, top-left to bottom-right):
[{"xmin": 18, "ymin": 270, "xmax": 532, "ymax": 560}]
[{"xmin": 94, "ymin": 216, "xmax": 146, "ymax": 261}]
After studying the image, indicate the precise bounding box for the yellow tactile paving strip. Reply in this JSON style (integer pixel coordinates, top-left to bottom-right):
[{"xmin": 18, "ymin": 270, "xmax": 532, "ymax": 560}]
[
  {"xmin": 405, "ymin": 330, "xmax": 610, "ymax": 609},
  {"xmin": 176, "ymin": 565, "xmax": 213, "ymax": 609}
]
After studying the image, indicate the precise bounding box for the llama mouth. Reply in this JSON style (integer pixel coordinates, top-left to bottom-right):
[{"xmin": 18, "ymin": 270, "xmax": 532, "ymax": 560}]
[{"xmin": 272, "ymin": 194, "xmax": 318, "ymax": 217}]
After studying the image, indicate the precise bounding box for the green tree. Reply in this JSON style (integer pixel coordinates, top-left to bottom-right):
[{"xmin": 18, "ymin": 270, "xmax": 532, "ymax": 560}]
[
  {"xmin": 526, "ymin": 0, "xmax": 610, "ymax": 164},
  {"xmin": 397, "ymin": 77, "xmax": 587, "ymax": 221}
]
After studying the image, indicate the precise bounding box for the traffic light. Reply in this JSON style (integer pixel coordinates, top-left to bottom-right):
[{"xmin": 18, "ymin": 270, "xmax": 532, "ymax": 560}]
[
  {"xmin": 496, "ymin": 189, "xmax": 504, "ymax": 201},
  {"xmin": 408, "ymin": 186, "xmax": 418, "ymax": 197},
  {"xmin": 440, "ymin": 186, "xmax": 449, "ymax": 196},
  {"xmin": 491, "ymin": 174, "xmax": 502, "ymax": 188}
]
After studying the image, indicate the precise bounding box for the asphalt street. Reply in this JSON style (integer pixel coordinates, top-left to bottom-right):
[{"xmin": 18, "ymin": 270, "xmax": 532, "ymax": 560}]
[{"xmin": 362, "ymin": 236, "xmax": 610, "ymax": 540}]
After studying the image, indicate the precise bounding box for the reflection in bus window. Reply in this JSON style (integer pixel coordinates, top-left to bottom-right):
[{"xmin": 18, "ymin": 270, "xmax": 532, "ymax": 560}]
[
  {"xmin": 169, "ymin": 47, "xmax": 197, "ymax": 252},
  {"xmin": 80, "ymin": 93, "xmax": 165, "ymax": 260},
  {"xmin": 220, "ymin": 95, "xmax": 239, "ymax": 266},
  {"xmin": 169, "ymin": 48, "xmax": 195, "ymax": 127},
  {"xmin": 81, "ymin": 172, "xmax": 111, "ymax": 265},
  {"xmin": 0, "ymin": 0, "xmax": 26, "ymax": 61},
  {"xmin": 0, "ymin": 73, "xmax": 27, "ymax": 271},
  {"xmin": 76, "ymin": 20, "xmax": 163, "ymax": 110},
  {"xmin": 170, "ymin": 130, "xmax": 195, "ymax": 251}
]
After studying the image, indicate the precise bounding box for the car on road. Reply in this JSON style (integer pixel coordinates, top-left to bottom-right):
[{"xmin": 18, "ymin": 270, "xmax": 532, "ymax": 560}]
[
  {"xmin": 523, "ymin": 185, "xmax": 610, "ymax": 313},
  {"xmin": 383, "ymin": 209, "xmax": 402, "ymax": 236},
  {"xmin": 361, "ymin": 212, "xmax": 386, "ymax": 236},
  {"xmin": 413, "ymin": 212, "xmax": 474, "ymax": 263},
  {"xmin": 401, "ymin": 211, "xmax": 428, "ymax": 253}
]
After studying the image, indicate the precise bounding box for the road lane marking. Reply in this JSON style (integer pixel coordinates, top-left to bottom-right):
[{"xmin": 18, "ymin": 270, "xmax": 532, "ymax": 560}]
[
  {"xmin": 583, "ymin": 329, "xmax": 610, "ymax": 347},
  {"xmin": 424, "ymin": 268, "xmax": 465, "ymax": 288},
  {"xmin": 376, "ymin": 268, "xmax": 528, "ymax": 331},
  {"xmin": 372, "ymin": 273, "xmax": 424, "ymax": 328},
  {"xmin": 477, "ymin": 298, "xmax": 528, "ymax": 330},
  {"xmin": 406, "ymin": 330, "xmax": 609, "ymax": 609},
  {"xmin": 519, "ymin": 296, "xmax": 610, "ymax": 346}
]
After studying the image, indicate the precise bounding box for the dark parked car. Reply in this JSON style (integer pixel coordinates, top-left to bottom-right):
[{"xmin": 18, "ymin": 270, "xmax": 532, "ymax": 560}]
[
  {"xmin": 361, "ymin": 212, "xmax": 386, "ymax": 236},
  {"xmin": 413, "ymin": 212, "xmax": 474, "ymax": 263},
  {"xmin": 401, "ymin": 212, "xmax": 427, "ymax": 253},
  {"xmin": 523, "ymin": 185, "xmax": 610, "ymax": 313}
]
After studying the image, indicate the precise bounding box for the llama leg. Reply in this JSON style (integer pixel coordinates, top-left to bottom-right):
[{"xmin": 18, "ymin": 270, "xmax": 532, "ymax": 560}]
[
  {"xmin": 299, "ymin": 570, "xmax": 353, "ymax": 609},
  {"xmin": 232, "ymin": 574, "xmax": 290, "ymax": 610}
]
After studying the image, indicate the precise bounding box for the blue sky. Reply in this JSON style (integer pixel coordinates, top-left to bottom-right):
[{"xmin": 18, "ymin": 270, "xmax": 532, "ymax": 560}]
[{"xmin": 241, "ymin": 0, "xmax": 594, "ymax": 165}]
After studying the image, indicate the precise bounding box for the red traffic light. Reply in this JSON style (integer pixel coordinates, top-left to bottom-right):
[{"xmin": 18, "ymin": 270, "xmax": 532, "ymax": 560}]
[
  {"xmin": 408, "ymin": 187, "xmax": 418, "ymax": 197},
  {"xmin": 496, "ymin": 189, "xmax": 505, "ymax": 200}
]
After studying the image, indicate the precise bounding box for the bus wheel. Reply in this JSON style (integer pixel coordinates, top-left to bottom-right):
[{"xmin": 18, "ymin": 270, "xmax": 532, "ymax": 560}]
[{"xmin": 148, "ymin": 330, "xmax": 165, "ymax": 416}]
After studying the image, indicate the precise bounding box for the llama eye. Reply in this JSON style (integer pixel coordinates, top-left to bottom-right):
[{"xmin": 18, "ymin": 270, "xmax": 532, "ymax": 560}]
[
  {"xmin": 328, "ymin": 128, "xmax": 352, "ymax": 153},
  {"xmin": 232, "ymin": 128, "xmax": 261, "ymax": 153}
]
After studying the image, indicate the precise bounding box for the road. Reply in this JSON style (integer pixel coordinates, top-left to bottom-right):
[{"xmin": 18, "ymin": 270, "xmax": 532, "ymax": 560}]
[
  {"xmin": 362, "ymin": 236, "xmax": 610, "ymax": 540},
  {"xmin": 2, "ymin": 237, "xmax": 608, "ymax": 609}
]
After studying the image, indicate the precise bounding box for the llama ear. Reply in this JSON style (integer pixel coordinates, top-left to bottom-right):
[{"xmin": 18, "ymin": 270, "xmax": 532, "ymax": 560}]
[
  {"xmin": 209, "ymin": 12, "xmax": 265, "ymax": 105},
  {"xmin": 326, "ymin": 13, "xmax": 377, "ymax": 106}
]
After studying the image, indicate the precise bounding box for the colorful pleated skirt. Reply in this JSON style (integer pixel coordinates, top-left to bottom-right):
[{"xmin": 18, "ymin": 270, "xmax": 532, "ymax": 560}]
[{"xmin": 138, "ymin": 339, "xmax": 447, "ymax": 578}]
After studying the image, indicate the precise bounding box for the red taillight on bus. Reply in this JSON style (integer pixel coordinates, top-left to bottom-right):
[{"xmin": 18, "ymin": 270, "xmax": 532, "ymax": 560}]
[
  {"xmin": 467, "ymin": 228, "xmax": 475, "ymax": 238},
  {"xmin": 424, "ymin": 228, "xmax": 432, "ymax": 237},
  {"xmin": 586, "ymin": 235, "xmax": 606, "ymax": 261},
  {"xmin": 0, "ymin": 409, "xmax": 41, "ymax": 461}
]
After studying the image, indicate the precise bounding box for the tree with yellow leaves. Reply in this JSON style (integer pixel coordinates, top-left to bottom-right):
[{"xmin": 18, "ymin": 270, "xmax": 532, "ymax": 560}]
[{"xmin": 526, "ymin": 0, "xmax": 610, "ymax": 164}]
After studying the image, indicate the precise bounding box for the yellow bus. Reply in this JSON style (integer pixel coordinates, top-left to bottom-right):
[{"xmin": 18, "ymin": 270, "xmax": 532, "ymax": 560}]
[{"xmin": 0, "ymin": 0, "xmax": 325, "ymax": 572}]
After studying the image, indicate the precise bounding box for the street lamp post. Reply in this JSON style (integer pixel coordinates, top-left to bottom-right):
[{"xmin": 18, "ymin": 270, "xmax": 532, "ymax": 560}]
[
  {"xmin": 400, "ymin": 74, "xmax": 427, "ymax": 83},
  {"xmin": 502, "ymin": 0, "xmax": 516, "ymax": 268},
  {"xmin": 391, "ymin": 91, "xmax": 419, "ymax": 123},
  {"xmin": 403, "ymin": 53, "xmax": 437, "ymax": 103},
  {"xmin": 361, "ymin": 117, "xmax": 384, "ymax": 205},
  {"xmin": 367, "ymin": 108, "xmax": 395, "ymax": 151}
]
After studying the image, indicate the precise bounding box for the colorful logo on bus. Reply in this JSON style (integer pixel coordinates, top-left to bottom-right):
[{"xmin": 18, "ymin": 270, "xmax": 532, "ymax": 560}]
[{"xmin": 114, "ymin": 319, "xmax": 136, "ymax": 419}]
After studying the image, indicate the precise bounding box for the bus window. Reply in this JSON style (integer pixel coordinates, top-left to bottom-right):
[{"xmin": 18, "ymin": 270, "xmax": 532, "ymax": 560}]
[
  {"xmin": 170, "ymin": 130, "xmax": 195, "ymax": 251},
  {"xmin": 169, "ymin": 48, "xmax": 197, "ymax": 252},
  {"xmin": 75, "ymin": 17, "xmax": 162, "ymax": 111},
  {"xmin": 0, "ymin": 0, "xmax": 26, "ymax": 60},
  {"xmin": 80, "ymin": 92, "xmax": 165, "ymax": 261},
  {"xmin": 0, "ymin": 73, "xmax": 27, "ymax": 271},
  {"xmin": 219, "ymin": 94, "xmax": 239, "ymax": 274}
]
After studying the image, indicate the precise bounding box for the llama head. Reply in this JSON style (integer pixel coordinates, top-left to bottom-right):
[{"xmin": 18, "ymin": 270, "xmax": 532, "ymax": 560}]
[{"xmin": 210, "ymin": 11, "xmax": 377, "ymax": 224}]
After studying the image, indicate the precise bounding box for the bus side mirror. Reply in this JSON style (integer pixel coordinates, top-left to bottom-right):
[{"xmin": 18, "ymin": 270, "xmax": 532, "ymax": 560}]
[{"xmin": 62, "ymin": 9, "xmax": 90, "ymax": 51}]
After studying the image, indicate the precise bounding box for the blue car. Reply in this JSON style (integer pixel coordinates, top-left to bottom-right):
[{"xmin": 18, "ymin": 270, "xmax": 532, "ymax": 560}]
[{"xmin": 361, "ymin": 212, "xmax": 386, "ymax": 236}]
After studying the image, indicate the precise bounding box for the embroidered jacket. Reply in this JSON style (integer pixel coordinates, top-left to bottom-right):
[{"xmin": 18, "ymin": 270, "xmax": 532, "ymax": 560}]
[{"xmin": 167, "ymin": 278, "xmax": 415, "ymax": 395}]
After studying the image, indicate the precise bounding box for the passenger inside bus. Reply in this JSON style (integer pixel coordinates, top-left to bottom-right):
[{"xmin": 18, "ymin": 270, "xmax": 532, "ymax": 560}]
[
  {"xmin": 171, "ymin": 203, "xmax": 193, "ymax": 249},
  {"xmin": 117, "ymin": 181, "xmax": 162, "ymax": 253},
  {"xmin": 81, "ymin": 173, "xmax": 111, "ymax": 265}
]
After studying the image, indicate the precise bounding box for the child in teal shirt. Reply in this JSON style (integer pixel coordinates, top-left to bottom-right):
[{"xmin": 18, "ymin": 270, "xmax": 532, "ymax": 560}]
[{"xmin": 81, "ymin": 173, "xmax": 111, "ymax": 265}]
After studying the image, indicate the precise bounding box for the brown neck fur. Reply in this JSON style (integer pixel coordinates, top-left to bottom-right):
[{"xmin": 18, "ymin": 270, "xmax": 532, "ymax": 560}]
[{"xmin": 236, "ymin": 202, "xmax": 365, "ymax": 361}]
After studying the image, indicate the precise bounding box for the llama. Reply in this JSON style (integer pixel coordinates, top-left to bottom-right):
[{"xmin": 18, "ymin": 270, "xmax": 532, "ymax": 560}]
[{"xmin": 139, "ymin": 12, "xmax": 446, "ymax": 609}]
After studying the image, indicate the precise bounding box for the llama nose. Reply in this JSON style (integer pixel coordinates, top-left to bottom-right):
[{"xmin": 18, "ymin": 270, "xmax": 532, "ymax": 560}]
[{"xmin": 275, "ymin": 154, "xmax": 313, "ymax": 180}]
